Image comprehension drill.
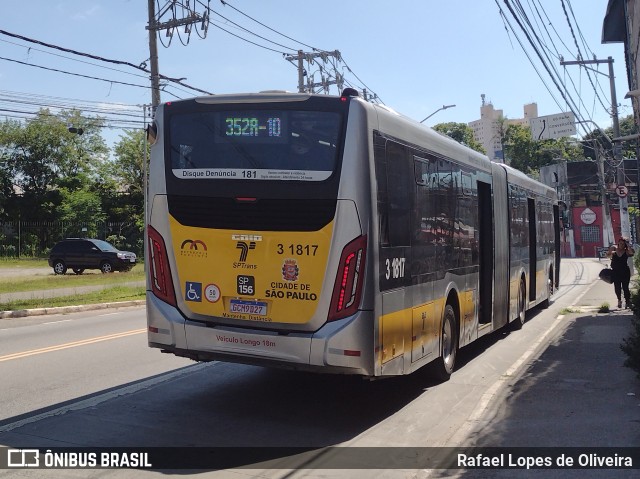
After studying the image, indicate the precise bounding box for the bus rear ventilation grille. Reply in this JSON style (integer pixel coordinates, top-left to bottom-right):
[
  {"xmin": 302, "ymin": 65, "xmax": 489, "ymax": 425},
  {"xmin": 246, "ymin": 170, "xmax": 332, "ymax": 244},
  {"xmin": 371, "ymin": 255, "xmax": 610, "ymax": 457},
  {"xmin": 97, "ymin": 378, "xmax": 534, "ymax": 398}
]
[{"xmin": 167, "ymin": 195, "xmax": 337, "ymax": 231}]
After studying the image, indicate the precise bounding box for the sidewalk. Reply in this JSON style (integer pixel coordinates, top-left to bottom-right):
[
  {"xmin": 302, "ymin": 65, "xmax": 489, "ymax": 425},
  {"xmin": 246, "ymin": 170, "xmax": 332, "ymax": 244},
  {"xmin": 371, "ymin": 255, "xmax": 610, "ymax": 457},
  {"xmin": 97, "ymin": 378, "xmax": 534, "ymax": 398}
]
[{"xmin": 461, "ymin": 274, "xmax": 640, "ymax": 457}]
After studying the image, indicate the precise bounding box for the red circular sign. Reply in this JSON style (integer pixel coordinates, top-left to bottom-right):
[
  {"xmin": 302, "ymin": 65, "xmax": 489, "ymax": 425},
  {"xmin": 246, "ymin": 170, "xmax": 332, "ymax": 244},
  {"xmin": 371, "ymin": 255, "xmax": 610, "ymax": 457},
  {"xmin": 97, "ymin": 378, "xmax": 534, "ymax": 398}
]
[{"xmin": 616, "ymin": 185, "xmax": 629, "ymax": 198}]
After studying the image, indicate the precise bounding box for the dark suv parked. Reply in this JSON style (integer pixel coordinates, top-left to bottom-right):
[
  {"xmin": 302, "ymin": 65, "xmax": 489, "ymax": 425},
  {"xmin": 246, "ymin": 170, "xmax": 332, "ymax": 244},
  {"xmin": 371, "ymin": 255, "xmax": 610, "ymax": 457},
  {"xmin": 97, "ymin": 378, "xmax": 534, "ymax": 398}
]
[{"xmin": 48, "ymin": 238, "xmax": 137, "ymax": 275}]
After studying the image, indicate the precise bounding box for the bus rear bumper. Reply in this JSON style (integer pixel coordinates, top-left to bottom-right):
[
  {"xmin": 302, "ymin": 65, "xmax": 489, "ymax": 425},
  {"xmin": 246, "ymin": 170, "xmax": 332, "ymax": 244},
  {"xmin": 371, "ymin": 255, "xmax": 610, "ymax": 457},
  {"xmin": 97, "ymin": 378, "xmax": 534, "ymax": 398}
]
[
  {"xmin": 147, "ymin": 293, "xmax": 188, "ymax": 349},
  {"xmin": 147, "ymin": 294, "xmax": 374, "ymax": 375}
]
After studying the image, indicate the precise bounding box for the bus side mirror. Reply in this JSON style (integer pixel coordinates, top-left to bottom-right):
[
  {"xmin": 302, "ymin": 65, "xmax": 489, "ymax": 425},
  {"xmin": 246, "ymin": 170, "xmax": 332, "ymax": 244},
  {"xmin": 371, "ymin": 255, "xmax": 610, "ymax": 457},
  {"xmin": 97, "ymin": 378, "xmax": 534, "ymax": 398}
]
[{"xmin": 147, "ymin": 122, "xmax": 158, "ymax": 146}]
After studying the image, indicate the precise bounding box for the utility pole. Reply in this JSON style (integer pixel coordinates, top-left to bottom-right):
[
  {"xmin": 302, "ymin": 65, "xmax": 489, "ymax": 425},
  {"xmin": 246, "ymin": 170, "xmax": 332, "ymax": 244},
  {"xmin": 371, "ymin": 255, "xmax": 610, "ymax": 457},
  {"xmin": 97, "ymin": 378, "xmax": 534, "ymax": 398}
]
[
  {"xmin": 595, "ymin": 142, "xmax": 615, "ymax": 246},
  {"xmin": 561, "ymin": 56, "xmax": 629, "ymax": 241},
  {"xmin": 284, "ymin": 50, "xmax": 343, "ymax": 94},
  {"xmin": 607, "ymin": 57, "xmax": 630, "ymax": 241},
  {"xmin": 146, "ymin": 0, "xmax": 161, "ymax": 110},
  {"xmin": 146, "ymin": 0, "xmax": 208, "ymax": 110},
  {"xmin": 295, "ymin": 50, "xmax": 305, "ymax": 93}
]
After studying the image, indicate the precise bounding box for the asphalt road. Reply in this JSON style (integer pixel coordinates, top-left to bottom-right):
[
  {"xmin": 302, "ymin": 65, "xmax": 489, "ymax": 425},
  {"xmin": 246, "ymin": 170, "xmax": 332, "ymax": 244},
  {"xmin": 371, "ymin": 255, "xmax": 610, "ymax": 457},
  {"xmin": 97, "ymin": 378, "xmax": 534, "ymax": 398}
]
[{"xmin": 0, "ymin": 258, "xmax": 637, "ymax": 479}]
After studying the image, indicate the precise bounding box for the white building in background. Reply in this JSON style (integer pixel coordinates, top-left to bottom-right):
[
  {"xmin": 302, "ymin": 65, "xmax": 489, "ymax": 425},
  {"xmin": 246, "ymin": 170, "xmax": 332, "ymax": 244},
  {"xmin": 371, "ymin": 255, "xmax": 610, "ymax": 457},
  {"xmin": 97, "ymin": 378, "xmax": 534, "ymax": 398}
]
[{"xmin": 468, "ymin": 94, "xmax": 538, "ymax": 163}]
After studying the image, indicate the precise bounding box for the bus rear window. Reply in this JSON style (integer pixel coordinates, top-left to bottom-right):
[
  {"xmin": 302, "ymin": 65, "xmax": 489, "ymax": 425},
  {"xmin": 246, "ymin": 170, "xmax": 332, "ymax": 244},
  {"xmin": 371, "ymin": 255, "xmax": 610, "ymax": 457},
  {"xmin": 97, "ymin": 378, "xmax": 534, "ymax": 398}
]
[{"xmin": 169, "ymin": 109, "xmax": 342, "ymax": 181}]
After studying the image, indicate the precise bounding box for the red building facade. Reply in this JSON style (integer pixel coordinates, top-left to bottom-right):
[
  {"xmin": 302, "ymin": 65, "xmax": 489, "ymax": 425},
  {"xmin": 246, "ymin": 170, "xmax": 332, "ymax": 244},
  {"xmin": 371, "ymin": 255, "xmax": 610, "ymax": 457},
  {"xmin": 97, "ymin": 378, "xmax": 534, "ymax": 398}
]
[{"xmin": 541, "ymin": 159, "xmax": 638, "ymax": 258}]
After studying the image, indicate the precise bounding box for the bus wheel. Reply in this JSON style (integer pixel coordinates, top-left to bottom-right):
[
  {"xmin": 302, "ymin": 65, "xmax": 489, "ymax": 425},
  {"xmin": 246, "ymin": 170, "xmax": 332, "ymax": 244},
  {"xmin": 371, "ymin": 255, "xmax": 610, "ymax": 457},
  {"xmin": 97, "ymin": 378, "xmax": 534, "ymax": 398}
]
[
  {"xmin": 540, "ymin": 273, "xmax": 553, "ymax": 309},
  {"xmin": 512, "ymin": 278, "xmax": 526, "ymax": 330},
  {"xmin": 432, "ymin": 304, "xmax": 458, "ymax": 381}
]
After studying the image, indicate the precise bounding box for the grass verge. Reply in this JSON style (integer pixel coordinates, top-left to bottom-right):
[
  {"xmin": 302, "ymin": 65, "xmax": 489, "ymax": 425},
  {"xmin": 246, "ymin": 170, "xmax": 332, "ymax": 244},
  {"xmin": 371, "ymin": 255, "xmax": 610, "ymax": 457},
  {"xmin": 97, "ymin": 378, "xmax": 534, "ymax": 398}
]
[
  {"xmin": 0, "ymin": 285, "xmax": 146, "ymax": 311},
  {"xmin": 0, "ymin": 265, "xmax": 145, "ymax": 293},
  {"xmin": 0, "ymin": 258, "xmax": 49, "ymax": 268}
]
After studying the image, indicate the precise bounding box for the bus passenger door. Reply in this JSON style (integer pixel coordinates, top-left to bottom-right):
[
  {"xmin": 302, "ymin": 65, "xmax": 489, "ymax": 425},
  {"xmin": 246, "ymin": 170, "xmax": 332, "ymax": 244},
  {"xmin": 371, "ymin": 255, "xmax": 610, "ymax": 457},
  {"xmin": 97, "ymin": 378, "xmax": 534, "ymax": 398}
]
[
  {"xmin": 478, "ymin": 180, "xmax": 494, "ymax": 326},
  {"xmin": 528, "ymin": 198, "xmax": 537, "ymax": 301},
  {"xmin": 411, "ymin": 155, "xmax": 438, "ymax": 361}
]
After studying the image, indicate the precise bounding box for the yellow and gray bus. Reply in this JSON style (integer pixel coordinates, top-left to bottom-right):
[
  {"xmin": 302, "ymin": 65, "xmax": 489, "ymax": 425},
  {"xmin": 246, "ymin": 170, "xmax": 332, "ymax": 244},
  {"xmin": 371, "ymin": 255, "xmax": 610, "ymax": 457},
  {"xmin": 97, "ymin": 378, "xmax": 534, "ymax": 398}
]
[{"xmin": 145, "ymin": 89, "xmax": 560, "ymax": 380}]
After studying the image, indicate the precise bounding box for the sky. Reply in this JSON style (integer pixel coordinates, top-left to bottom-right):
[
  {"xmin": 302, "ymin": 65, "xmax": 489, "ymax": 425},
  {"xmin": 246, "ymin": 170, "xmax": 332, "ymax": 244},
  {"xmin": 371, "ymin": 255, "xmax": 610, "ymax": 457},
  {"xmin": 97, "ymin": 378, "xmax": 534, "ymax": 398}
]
[{"xmin": 0, "ymin": 0, "xmax": 632, "ymax": 149}]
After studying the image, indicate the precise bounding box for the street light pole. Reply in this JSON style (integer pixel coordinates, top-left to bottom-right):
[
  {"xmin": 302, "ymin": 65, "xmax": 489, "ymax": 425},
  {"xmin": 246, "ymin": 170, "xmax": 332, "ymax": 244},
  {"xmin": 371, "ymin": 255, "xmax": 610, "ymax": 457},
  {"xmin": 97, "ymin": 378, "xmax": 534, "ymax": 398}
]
[{"xmin": 420, "ymin": 104, "xmax": 456, "ymax": 123}]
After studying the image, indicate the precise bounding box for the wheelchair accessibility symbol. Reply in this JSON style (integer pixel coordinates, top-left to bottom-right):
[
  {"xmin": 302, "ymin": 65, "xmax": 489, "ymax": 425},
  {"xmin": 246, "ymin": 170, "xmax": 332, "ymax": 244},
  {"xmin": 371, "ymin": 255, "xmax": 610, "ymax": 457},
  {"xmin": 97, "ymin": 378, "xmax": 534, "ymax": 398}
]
[{"xmin": 185, "ymin": 281, "xmax": 202, "ymax": 302}]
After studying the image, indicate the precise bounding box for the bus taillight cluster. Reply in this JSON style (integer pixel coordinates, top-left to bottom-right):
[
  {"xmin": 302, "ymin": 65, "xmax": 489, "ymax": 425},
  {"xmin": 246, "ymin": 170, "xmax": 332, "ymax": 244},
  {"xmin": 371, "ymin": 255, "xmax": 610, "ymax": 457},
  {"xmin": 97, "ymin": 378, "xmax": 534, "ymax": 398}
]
[
  {"xmin": 328, "ymin": 235, "xmax": 367, "ymax": 322},
  {"xmin": 148, "ymin": 225, "xmax": 177, "ymax": 306}
]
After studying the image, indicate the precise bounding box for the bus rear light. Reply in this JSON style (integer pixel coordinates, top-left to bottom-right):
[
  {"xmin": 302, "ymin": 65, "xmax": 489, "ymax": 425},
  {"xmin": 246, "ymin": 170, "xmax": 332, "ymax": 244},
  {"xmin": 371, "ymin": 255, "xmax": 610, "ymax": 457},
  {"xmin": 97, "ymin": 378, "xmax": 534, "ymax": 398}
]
[
  {"xmin": 343, "ymin": 349, "xmax": 361, "ymax": 357},
  {"xmin": 147, "ymin": 225, "xmax": 177, "ymax": 307},
  {"xmin": 328, "ymin": 235, "xmax": 367, "ymax": 322},
  {"xmin": 328, "ymin": 347, "xmax": 362, "ymax": 357}
]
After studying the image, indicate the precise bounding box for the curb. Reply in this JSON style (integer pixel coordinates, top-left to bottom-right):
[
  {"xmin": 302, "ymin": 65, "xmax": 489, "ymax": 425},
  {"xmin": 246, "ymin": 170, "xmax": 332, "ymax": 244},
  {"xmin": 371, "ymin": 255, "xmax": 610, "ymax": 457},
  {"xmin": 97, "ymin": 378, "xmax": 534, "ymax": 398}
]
[{"xmin": 0, "ymin": 300, "xmax": 146, "ymax": 319}]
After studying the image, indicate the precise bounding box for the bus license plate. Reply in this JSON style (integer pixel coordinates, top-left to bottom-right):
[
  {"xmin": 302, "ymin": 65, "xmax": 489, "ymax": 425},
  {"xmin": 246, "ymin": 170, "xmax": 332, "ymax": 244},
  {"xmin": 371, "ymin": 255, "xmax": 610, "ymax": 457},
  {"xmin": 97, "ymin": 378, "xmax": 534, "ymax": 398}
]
[{"xmin": 229, "ymin": 299, "xmax": 267, "ymax": 316}]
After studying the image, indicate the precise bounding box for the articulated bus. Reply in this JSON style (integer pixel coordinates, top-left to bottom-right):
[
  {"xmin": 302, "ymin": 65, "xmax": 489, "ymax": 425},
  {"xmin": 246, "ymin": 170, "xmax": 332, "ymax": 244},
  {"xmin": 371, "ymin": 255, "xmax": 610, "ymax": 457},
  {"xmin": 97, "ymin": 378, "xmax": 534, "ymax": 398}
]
[{"xmin": 145, "ymin": 89, "xmax": 561, "ymax": 380}]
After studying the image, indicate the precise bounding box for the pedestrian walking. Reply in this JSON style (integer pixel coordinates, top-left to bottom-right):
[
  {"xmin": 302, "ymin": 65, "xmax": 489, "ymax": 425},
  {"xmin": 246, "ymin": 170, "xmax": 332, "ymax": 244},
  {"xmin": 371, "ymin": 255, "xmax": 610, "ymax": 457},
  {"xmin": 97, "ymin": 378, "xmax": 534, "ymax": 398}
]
[{"xmin": 608, "ymin": 237, "xmax": 635, "ymax": 308}]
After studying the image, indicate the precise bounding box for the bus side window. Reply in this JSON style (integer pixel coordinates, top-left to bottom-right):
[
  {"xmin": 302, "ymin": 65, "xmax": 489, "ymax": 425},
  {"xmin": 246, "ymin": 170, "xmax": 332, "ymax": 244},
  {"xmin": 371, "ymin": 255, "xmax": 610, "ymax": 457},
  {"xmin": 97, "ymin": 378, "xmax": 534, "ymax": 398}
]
[
  {"xmin": 413, "ymin": 156, "xmax": 437, "ymax": 245},
  {"xmin": 385, "ymin": 141, "xmax": 412, "ymax": 247},
  {"xmin": 373, "ymin": 134, "xmax": 390, "ymax": 246}
]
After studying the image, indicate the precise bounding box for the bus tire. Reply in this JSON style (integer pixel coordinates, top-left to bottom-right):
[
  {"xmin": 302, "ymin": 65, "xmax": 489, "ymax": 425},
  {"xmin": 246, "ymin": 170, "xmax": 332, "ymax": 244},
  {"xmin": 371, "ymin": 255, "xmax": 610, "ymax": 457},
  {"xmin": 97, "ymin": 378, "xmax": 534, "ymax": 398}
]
[
  {"xmin": 540, "ymin": 271, "xmax": 553, "ymax": 309},
  {"xmin": 432, "ymin": 304, "xmax": 458, "ymax": 381},
  {"xmin": 511, "ymin": 278, "xmax": 526, "ymax": 330}
]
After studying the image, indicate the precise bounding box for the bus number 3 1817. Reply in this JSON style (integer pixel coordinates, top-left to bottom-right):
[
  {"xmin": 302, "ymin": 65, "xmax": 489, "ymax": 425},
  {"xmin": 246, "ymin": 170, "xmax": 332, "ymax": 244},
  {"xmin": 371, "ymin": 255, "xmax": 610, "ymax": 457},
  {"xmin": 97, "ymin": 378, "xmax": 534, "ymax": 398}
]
[
  {"xmin": 385, "ymin": 257, "xmax": 406, "ymax": 280},
  {"xmin": 277, "ymin": 244, "xmax": 319, "ymax": 256}
]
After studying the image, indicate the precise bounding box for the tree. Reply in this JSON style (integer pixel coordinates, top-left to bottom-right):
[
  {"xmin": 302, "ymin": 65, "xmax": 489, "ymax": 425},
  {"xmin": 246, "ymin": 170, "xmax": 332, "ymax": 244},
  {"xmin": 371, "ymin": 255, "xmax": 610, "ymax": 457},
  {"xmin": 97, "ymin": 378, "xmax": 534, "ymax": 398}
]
[
  {"xmin": 503, "ymin": 124, "xmax": 537, "ymax": 173},
  {"xmin": 432, "ymin": 122, "xmax": 486, "ymax": 154},
  {"xmin": 58, "ymin": 109, "xmax": 109, "ymax": 191},
  {"xmin": 58, "ymin": 188, "xmax": 106, "ymax": 238},
  {"xmin": 0, "ymin": 154, "xmax": 12, "ymax": 221},
  {"xmin": 0, "ymin": 108, "xmax": 108, "ymax": 222},
  {"xmin": 99, "ymin": 129, "xmax": 148, "ymax": 232},
  {"xmin": 111, "ymin": 129, "xmax": 147, "ymax": 198},
  {"xmin": 503, "ymin": 124, "xmax": 583, "ymax": 175},
  {"xmin": 0, "ymin": 113, "xmax": 63, "ymax": 198},
  {"xmin": 581, "ymin": 114, "xmax": 638, "ymax": 161}
]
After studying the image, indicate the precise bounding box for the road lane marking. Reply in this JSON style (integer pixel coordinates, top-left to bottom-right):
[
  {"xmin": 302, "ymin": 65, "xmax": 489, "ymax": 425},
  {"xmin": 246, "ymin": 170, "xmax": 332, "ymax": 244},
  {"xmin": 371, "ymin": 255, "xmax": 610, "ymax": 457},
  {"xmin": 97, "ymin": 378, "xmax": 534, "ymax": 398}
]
[
  {"xmin": 0, "ymin": 328, "xmax": 146, "ymax": 362},
  {"xmin": 42, "ymin": 319, "xmax": 75, "ymax": 325}
]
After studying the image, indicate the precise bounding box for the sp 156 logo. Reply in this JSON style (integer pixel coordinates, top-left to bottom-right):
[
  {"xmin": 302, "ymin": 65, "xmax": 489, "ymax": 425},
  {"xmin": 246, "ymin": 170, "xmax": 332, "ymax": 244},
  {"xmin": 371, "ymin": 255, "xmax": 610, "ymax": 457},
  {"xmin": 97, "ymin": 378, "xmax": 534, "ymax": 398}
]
[{"xmin": 237, "ymin": 275, "xmax": 255, "ymax": 295}]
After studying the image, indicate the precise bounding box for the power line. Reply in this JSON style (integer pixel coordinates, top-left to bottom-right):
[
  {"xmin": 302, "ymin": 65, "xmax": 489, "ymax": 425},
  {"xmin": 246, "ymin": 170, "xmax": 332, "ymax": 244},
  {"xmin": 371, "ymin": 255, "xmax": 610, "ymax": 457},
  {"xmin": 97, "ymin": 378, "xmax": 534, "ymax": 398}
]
[
  {"xmin": 217, "ymin": 0, "xmax": 319, "ymax": 51},
  {"xmin": 0, "ymin": 90, "xmax": 146, "ymax": 130},
  {"xmin": 497, "ymin": 0, "xmax": 613, "ymax": 142},
  {"xmin": 0, "ymin": 108, "xmax": 145, "ymax": 130},
  {"xmin": 151, "ymin": 0, "xmax": 382, "ymax": 100},
  {"xmin": 0, "ymin": 28, "xmax": 147, "ymax": 72},
  {"xmin": 0, "ymin": 38, "xmax": 150, "ymax": 82},
  {"xmin": 508, "ymin": 0, "xmax": 588, "ymax": 123},
  {"xmin": 494, "ymin": 1, "xmax": 568, "ymax": 116},
  {"xmin": 559, "ymin": 0, "xmax": 610, "ymax": 113},
  {"xmin": 0, "ymin": 55, "xmax": 152, "ymax": 90},
  {"xmin": 0, "ymin": 28, "xmax": 212, "ymax": 96}
]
